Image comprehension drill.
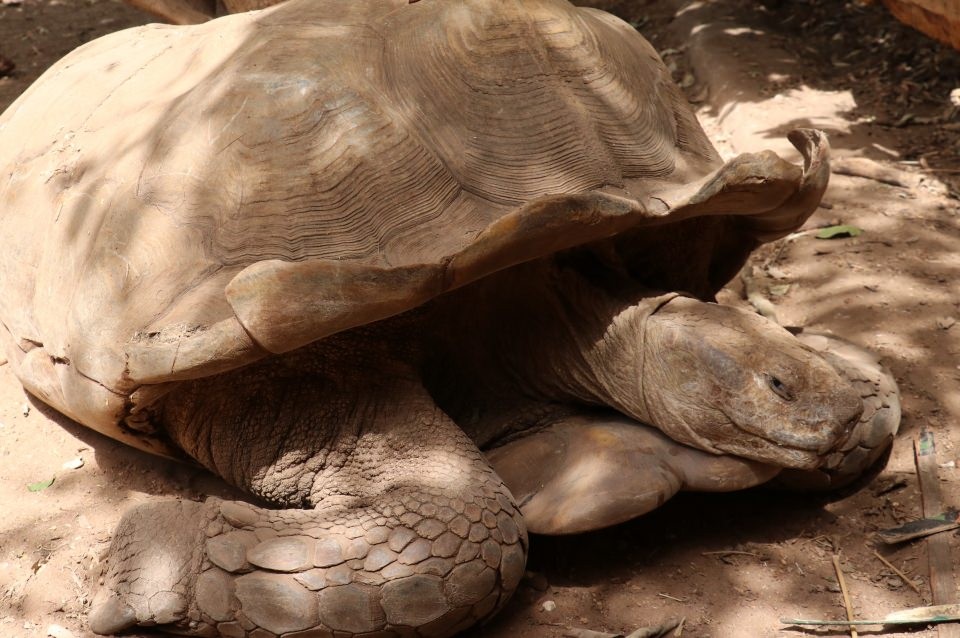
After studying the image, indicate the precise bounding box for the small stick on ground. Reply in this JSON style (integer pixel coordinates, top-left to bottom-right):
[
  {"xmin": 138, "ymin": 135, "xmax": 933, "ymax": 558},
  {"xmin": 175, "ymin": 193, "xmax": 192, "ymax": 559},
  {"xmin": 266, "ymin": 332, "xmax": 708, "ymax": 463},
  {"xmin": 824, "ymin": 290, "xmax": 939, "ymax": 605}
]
[
  {"xmin": 914, "ymin": 431, "xmax": 960, "ymax": 638},
  {"xmin": 657, "ymin": 593, "xmax": 686, "ymax": 603},
  {"xmin": 873, "ymin": 550, "xmax": 923, "ymax": 595},
  {"xmin": 832, "ymin": 157, "xmax": 919, "ymax": 188},
  {"xmin": 832, "ymin": 554, "xmax": 858, "ymax": 638},
  {"xmin": 701, "ymin": 550, "xmax": 762, "ymax": 558}
]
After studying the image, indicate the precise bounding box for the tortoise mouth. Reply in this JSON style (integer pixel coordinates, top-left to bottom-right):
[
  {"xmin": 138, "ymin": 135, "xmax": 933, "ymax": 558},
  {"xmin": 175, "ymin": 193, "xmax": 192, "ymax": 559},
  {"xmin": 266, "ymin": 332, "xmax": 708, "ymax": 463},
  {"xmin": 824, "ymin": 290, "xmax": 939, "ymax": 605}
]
[
  {"xmin": 721, "ymin": 435, "xmax": 823, "ymax": 470},
  {"xmin": 721, "ymin": 410, "xmax": 861, "ymax": 470}
]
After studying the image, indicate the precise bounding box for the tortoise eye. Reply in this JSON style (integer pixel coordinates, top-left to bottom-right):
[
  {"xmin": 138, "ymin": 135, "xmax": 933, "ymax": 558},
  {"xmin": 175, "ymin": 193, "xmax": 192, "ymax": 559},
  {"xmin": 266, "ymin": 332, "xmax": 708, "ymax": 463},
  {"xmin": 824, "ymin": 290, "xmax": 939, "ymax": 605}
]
[{"xmin": 767, "ymin": 375, "xmax": 795, "ymax": 401}]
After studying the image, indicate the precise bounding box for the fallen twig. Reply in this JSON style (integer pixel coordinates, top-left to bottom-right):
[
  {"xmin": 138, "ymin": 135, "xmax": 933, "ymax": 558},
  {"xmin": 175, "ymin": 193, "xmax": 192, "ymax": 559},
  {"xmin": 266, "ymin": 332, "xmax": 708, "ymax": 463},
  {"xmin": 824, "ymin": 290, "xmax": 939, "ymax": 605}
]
[
  {"xmin": 832, "ymin": 554, "xmax": 858, "ymax": 638},
  {"xmin": 873, "ymin": 550, "xmax": 922, "ymax": 595},
  {"xmin": 892, "ymin": 106, "xmax": 959, "ymax": 128},
  {"xmin": 782, "ymin": 603, "xmax": 960, "ymax": 627},
  {"xmin": 832, "ymin": 157, "xmax": 919, "ymax": 189},
  {"xmin": 873, "ymin": 475, "xmax": 908, "ymax": 496},
  {"xmin": 701, "ymin": 550, "xmax": 762, "ymax": 558},
  {"xmin": 783, "ymin": 229, "xmax": 817, "ymax": 242},
  {"xmin": 657, "ymin": 592, "xmax": 686, "ymax": 603},
  {"xmin": 914, "ymin": 430, "xmax": 960, "ymax": 638}
]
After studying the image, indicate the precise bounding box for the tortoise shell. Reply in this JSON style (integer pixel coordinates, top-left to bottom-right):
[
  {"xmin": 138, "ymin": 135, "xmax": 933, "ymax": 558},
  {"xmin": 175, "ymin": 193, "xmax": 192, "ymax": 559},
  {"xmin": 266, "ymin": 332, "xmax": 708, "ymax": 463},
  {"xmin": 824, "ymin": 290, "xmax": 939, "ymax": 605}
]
[{"xmin": 0, "ymin": 0, "xmax": 828, "ymax": 454}]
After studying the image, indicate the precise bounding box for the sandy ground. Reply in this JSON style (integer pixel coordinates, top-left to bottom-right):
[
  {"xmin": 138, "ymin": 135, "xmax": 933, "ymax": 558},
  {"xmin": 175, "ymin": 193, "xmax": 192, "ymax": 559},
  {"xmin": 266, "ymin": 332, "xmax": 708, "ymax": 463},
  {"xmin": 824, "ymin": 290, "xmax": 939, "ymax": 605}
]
[{"xmin": 1, "ymin": 0, "xmax": 960, "ymax": 637}]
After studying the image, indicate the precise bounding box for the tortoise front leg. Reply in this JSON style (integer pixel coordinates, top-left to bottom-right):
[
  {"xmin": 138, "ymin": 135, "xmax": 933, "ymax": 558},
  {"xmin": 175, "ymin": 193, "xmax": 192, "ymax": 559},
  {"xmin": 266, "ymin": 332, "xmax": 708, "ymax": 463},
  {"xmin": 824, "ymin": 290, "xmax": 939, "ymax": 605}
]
[
  {"xmin": 486, "ymin": 412, "xmax": 782, "ymax": 536},
  {"xmin": 90, "ymin": 361, "xmax": 527, "ymax": 637}
]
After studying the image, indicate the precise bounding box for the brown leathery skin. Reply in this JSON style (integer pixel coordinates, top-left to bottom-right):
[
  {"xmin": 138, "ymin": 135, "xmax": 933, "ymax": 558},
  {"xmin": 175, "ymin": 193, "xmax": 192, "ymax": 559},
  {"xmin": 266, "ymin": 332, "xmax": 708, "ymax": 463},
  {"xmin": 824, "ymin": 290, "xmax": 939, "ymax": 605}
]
[
  {"xmin": 424, "ymin": 259, "xmax": 863, "ymax": 470},
  {"xmin": 637, "ymin": 298, "xmax": 863, "ymax": 468},
  {"xmin": 92, "ymin": 349, "xmax": 527, "ymax": 637},
  {"xmin": 487, "ymin": 413, "xmax": 782, "ymax": 535}
]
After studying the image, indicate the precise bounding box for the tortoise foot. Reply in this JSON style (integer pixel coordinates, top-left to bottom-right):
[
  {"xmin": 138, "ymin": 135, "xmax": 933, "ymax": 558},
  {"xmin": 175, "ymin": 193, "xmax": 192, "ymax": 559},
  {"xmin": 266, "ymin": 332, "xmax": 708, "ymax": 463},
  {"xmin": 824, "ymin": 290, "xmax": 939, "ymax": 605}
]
[
  {"xmin": 773, "ymin": 331, "xmax": 901, "ymax": 491},
  {"xmin": 90, "ymin": 499, "xmax": 207, "ymax": 635},
  {"xmin": 91, "ymin": 494, "xmax": 527, "ymax": 637}
]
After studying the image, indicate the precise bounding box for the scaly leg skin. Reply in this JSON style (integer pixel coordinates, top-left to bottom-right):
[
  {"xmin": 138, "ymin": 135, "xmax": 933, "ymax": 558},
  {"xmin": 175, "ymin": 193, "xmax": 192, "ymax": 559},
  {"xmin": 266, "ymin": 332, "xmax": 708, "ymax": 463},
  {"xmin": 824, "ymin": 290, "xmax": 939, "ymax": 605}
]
[
  {"xmin": 487, "ymin": 412, "xmax": 781, "ymax": 535},
  {"xmin": 89, "ymin": 357, "xmax": 527, "ymax": 637}
]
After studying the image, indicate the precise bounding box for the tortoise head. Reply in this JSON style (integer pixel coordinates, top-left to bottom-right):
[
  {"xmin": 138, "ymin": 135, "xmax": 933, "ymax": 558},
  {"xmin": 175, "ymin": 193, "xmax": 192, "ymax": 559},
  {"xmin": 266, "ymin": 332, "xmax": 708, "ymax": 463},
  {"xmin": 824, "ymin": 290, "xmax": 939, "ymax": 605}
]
[{"xmin": 601, "ymin": 296, "xmax": 863, "ymax": 469}]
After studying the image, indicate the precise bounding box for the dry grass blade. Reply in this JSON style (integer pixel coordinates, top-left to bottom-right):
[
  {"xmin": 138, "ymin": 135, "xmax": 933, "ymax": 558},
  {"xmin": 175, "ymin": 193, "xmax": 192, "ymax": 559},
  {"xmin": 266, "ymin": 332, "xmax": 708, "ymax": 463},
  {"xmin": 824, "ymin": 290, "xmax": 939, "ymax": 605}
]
[
  {"xmin": 832, "ymin": 554, "xmax": 858, "ymax": 638},
  {"xmin": 701, "ymin": 550, "xmax": 762, "ymax": 558},
  {"xmin": 873, "ymin": 550, "xmax": 923, "ymax": 595},
  {"xmin": 562, "ymin": 629, "xmax": 620, "ymax": 638}
]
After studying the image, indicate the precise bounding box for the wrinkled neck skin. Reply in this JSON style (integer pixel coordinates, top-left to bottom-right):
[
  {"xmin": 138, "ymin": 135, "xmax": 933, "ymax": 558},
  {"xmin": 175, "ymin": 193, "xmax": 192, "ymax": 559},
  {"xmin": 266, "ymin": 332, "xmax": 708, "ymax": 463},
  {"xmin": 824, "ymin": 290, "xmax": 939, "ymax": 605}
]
[
  {"xmin": 425, "ymin": 260, "xmax": 671, "ymax": 438},
  {"xmin": 428, "ymin": 258, "xmax": 863, "ymax": 470},
  {"xmin": 428, "ymin": 260, "xmax": 656, "ymax": 430},
  {"xmin": 570, "ymin": 292, "xmax": 676, "ymax": 425}
]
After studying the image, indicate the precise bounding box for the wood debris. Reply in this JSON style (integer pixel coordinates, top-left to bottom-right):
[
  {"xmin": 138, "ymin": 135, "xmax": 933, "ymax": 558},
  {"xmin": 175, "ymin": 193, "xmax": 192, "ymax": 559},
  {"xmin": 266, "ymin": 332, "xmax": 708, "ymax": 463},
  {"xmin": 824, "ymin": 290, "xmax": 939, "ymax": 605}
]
[
  {"xmin": 873, "ymin": 550, "xmax": 922, "ymax": 595},
  {"xmin": 832, "ymin": 554, "xmax": 858, "ymax": 638},
  {"xmin": 915, "ymin": 431, "xmax": 960, "ymax": 638},
  {"xmin": 832, "ymin": 157, "xmax": 920, "ymax": 188}
]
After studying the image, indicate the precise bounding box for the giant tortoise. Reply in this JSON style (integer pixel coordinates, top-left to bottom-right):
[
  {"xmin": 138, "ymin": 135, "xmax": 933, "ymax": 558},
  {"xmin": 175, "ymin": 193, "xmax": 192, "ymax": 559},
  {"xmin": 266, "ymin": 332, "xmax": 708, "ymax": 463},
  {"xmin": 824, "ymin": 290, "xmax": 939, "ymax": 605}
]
[{"xmin": 0, "ymin": 0, "xmax": 898, "ymax": 636}]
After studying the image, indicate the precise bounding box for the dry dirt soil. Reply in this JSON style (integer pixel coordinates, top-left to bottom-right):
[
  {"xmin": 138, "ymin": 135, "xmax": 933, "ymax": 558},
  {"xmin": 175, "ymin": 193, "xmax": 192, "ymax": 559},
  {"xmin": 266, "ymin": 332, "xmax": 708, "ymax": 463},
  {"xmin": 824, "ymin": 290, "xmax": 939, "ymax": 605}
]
[{"xmin": 2, "ymin": 0, "xmax": 960, "ymax": 637}]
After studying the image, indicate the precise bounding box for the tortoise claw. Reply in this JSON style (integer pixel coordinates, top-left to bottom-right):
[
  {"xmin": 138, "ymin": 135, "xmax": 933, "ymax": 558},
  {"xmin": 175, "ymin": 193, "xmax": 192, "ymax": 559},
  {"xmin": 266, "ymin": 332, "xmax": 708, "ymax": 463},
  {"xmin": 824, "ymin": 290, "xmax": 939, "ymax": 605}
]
[{"xmin": 88, "ymin": 596, "xmax": 137, "ymax": 635}]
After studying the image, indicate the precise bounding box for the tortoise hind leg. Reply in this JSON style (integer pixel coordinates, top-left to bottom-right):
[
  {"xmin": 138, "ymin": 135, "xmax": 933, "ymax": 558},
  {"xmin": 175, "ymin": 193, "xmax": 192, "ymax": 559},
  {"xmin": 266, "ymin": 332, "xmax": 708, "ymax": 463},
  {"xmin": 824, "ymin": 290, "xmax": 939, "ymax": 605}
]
[{"xmin": 90, "ymin": 360, "xmax": 527, "ymax": 637}]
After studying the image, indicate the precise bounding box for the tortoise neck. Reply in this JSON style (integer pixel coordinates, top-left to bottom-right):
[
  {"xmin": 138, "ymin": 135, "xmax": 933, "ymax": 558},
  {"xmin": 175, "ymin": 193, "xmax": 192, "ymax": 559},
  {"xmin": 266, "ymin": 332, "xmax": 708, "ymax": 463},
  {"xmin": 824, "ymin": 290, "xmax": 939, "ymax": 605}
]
[
  {"xmin": 573, "ymin": 291, "xmax": 681, "ymax": 425},
  {"xmin": 425, "ymin": 259, "xmax": 676, "ymax": 426}
]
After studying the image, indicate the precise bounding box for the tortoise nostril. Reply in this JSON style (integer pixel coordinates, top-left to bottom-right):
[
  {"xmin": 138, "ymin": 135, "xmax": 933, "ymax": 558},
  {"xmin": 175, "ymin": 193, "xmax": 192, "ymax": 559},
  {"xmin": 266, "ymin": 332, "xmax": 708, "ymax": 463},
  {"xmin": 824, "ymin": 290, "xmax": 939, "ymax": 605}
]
[
  {"xmin": 844, "ymin": 408, "xmax": 861, "ymax": 435},
  {"xmin": 819, "ymin": 408, "xmax": 862, "ymax": 454}
]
